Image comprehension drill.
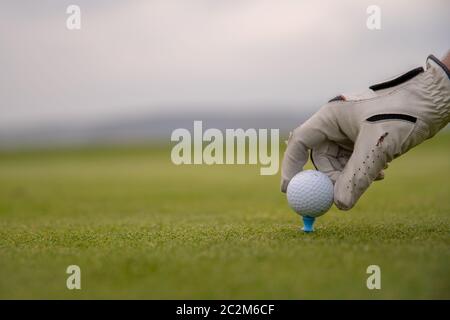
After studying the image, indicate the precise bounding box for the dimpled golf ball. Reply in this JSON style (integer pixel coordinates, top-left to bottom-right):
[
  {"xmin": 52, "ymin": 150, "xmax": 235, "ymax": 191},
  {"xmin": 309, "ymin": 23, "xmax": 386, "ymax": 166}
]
[{"xmin": 286, "ymin": 170, "xmax": 334, "ymax": 218}]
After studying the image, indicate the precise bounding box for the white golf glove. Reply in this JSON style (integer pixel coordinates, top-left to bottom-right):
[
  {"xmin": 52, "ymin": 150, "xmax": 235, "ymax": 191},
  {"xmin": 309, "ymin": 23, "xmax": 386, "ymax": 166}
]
[{"xmin": 281, "ymin": 55, "xmax": 450, "ymax": 210}]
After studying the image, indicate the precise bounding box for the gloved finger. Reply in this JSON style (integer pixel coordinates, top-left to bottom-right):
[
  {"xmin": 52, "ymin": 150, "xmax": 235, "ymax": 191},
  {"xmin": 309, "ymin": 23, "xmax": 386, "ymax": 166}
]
[
  {"xmin": 311, "ymin": 140, "xmax": 352, "ymax": 183},
  {"xmin": 281, "ymin": 104, "xmax": 346, "ymax": 192},
  {"xmin": 312, "ymin": 140, "xmax": 386, "ymax": 183},
  {"xmin": 333, "ymin": 121, "xmax": 410, "ymax": 210},
  {"xmin": 280, "ymin": 133, "xmax": 310, "ymax": 192},
  {"xmin": 375, "ymin": 170, "xmax": 385, "ymax": 181},
  {"xmin": 280, "ymin": 112, "xmax": 335, "ymax": 192}
]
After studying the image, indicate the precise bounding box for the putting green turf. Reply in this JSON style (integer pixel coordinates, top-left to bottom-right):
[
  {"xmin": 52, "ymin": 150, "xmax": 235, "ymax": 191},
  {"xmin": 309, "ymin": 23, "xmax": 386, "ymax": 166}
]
[{"xmin": 0, "ymin": 133, "xmax": 449, "ymax": 299}]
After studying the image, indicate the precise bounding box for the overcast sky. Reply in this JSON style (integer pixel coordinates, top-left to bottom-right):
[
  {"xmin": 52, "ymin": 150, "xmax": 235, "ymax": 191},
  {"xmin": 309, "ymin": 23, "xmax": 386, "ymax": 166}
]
[{"xmin": 1, "ymin": 0, "xmax": 449, "ymax": 130}]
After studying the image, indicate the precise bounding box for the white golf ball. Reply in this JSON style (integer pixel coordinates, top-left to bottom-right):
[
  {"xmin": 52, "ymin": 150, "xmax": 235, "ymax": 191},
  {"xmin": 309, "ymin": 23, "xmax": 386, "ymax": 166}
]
[{"xmin": 286, "ymin": 170, "xmax": 334, "ymax": 217}]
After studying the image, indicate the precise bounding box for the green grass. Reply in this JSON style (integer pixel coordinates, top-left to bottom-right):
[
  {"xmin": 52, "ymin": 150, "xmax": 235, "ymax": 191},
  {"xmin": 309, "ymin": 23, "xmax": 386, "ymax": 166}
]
[{"xmin": 0, "ymin": 133, "xmax": 449, "ymax": 299}]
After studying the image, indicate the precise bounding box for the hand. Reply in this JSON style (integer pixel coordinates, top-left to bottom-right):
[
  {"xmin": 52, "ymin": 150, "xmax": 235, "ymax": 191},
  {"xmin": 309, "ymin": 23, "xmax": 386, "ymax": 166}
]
[{"xmin": 281, "ymin": 54, "xmax": 450, "ymax": 210}]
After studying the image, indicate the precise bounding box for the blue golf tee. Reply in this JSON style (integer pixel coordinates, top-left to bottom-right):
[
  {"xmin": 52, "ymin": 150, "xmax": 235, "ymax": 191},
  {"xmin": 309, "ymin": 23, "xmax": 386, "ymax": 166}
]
[{"xmin": 302, "ymin": 216, "xmax": 316, "ymax": 233}]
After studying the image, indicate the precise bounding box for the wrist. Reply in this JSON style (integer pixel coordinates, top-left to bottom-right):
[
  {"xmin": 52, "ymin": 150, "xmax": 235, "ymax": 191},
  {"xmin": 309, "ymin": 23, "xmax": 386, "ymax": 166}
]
[{"xmin": 442, "ymin": 50, "xmax": 450, "ymax": 70}]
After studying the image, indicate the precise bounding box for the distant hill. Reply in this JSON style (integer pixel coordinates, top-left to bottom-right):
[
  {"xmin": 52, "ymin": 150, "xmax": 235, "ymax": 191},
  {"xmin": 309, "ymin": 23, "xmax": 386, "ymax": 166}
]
[{"xmin": 0, "ymin": 112, "xmax": 308, "ymax": 150}]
